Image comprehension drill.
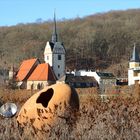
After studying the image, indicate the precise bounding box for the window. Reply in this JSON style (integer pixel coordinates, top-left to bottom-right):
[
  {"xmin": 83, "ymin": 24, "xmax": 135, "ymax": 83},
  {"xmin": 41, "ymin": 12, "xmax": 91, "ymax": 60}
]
[
  {"xmin": 37, "ymin": 83, "xmax": 41, "ymax": 90},
  {"xmin": 58, "ymin": 65, "xmax": 60, "ymax": 68},
  {"xmin": 31, "ymin": 84, "xmax": 34, "ymax": 90},
  {"xmin": 47, "ymin": 56, "xmax": 49, "ymax": 60},
  {"xmin": 58, "ymin": 74, "xmax": 60, "ymax": 77},
  {"xmin": 58, "ymin": 55, "xmax": 61, "ymax": 60}
]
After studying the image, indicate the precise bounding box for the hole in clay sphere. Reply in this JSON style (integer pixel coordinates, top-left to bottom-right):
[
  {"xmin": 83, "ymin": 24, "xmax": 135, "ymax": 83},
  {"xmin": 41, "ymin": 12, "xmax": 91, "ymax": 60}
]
[{"xmin": 36, "ymin": 88, "xmax": 54, "ymax": 108}]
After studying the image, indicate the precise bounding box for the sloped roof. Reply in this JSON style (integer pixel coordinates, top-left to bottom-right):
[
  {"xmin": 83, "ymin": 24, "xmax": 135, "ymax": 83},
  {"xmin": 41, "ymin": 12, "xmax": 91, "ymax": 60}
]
[
  {"xmin": 130, "ymin": 44, "xmax": 140, "ymax": 62},
  {"xmin": 97, "ymin": 72, "xmax": 115, "ymax": 79},
  {"xmin": 65, "ymin": 74, "xmax": 97, "ymax": 83},
  {"xmin": 49, "ymin": 42, "xmax": 54, "ymax": 51},
  {"xmin": 16, "ymin": 58, "xmax": 39, "ymax": 81},
  {"xmin": 28, "ymin": 63, "xmax": 56, "ymax": 81}
]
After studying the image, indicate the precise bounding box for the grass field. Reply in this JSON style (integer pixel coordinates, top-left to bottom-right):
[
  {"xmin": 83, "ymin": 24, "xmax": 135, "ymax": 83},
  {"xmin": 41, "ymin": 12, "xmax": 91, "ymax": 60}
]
[{"xmin": 0, "ymin": 85, "xmax": 140, "ymax": 140}]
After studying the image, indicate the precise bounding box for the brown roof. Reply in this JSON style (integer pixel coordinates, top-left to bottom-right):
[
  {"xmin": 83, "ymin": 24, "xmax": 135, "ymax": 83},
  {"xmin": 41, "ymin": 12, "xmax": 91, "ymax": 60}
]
[
  {"xmin": 96, "ymin": 72, "xmax": 116, "ymax": 79},
  {"xmin": 16, "ymin": 58, "xmax": 39, "ymax": 81},
  {"xmin": 28, "ymin": 63, "xmax": 56, "ymax": 81},
  {"xmin": 66, "ymin": 74, "xmax": 97, "ymax": 83}
]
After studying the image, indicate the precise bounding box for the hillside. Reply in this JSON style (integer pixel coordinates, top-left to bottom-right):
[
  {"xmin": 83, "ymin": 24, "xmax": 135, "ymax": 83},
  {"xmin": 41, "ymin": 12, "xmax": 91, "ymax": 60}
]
[{"xmin": 1, "ymin": 9, "xmax": 140, "ymax": 76}]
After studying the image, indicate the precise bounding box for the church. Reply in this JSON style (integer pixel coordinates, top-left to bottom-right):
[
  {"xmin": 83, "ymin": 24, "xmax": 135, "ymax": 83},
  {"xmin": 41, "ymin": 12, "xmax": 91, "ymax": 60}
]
[
  {"xmin": 128, "ymin": 44, "xmax": 140, "ymax": 85},
  {"xmin": 15, "ymin": 14, "xmax": 66, "ymax": 90}
]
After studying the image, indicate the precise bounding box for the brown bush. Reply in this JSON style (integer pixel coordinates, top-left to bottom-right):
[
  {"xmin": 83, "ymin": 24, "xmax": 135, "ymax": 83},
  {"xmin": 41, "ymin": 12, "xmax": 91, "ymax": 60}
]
[
  {"xmin": 133, "ymin": 83, "xmax": 140, "ymax": 100},
  {"xmin": 0, "ymin": 88, "xmax": 139, "ymax": 140}
]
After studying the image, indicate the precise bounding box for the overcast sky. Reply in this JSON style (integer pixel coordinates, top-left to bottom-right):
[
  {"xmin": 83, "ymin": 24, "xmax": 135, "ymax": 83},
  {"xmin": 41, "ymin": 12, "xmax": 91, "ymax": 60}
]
[{"xmin": 0, "ymin": 0, "xmax": 140, "ymax": 26}]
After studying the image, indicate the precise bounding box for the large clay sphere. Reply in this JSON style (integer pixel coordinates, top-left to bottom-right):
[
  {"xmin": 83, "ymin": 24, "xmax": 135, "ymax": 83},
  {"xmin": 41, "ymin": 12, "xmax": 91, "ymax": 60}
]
[{"xmin": 17, "ymin": 83, "xmax": 79, "ymax": 129}]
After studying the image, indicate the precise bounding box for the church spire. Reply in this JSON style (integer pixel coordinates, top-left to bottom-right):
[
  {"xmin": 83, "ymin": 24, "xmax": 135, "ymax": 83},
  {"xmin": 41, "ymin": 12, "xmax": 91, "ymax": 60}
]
[
  {"xmin": 51, "ymin": 12, "xmax": 58, "ymax": 43},
  {"xmin": 130, "ymin": 43, "xmax": 140, "ymax": 62}
]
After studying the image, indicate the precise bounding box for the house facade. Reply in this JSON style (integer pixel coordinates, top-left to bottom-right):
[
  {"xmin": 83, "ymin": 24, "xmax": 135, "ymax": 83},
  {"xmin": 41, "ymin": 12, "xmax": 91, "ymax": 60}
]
[
  {"xmin": 65, "ymin": 73, "xmax": 98, "ymax": 88},
  {"xmin": 16, "ymin": 59, "xmax": 56, "ymax": 90},
  {"xmin": 70, "ymin": 70, "xmax": 116, "ymax": 92},
  {"xmin": 73, "ymin": 70, "xmax": 116, "ymax": 85},
  {"xmin": 16, "ymin": 58, "xmax": 40, "ymax": 89}
]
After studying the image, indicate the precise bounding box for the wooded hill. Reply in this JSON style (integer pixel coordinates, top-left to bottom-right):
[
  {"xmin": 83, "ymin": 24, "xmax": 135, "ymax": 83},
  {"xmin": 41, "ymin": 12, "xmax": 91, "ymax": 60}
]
[{"xmin": 0, "ymin": 9, "xmax": 140, "ymax": 77}]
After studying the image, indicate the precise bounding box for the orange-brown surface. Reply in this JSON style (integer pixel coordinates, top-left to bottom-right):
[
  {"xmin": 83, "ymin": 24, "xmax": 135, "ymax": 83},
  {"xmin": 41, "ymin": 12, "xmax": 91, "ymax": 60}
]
[
  {"xmin": 16, "ymin": 58, "xmax": 39, "ymax": 81},
  {"xmin": 17, "ymin": 83, "xmax": 79, "ymax": 129},
  {"xmin": 28, "ymin": 63, "xmax": 56, "ymax": 81}
]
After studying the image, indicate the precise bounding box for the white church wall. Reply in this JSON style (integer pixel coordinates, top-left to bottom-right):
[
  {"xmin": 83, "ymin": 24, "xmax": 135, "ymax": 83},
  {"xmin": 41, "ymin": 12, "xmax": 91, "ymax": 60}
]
[{"xmin": 44, "ymin": 42, "xmax": 53, "ymax": 66}]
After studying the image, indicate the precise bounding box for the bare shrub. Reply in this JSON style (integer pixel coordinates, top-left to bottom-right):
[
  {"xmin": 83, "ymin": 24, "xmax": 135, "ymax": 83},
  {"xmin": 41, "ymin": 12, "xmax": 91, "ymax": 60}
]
[
  {"xmin": 0, "ymin": 88, "xmax": 139, "ymax": 140},
  {"xmin": 133, "ymin": 83, "xmax": 140, "ymax": 100}
]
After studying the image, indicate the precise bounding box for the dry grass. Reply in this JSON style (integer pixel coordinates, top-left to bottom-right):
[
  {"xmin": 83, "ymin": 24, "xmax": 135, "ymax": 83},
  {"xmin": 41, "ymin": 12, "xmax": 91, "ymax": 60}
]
[{"xmin": 0, "ymin": 86, "xmax": 140, "ymax": 140}]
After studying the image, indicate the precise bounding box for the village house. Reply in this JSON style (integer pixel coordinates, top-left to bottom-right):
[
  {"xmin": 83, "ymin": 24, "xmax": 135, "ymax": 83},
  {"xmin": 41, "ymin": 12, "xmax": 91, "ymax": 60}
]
[
  {"xmin": 70, "ymin": 70, "xmax": 116, "ymax": 92},
  {"xmin": 15, "ymin": 59, "xmax": 56, "ymax": 89},
  {"xmin": 65, "ymin": 73, "xmax": 98, "ymax": 88}
]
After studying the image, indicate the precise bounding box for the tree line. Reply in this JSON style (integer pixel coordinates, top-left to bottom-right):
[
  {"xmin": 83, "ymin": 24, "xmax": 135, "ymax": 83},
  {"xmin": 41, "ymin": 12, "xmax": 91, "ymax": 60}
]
[{"xmin": 0, "ymin": 9, "xmax": 140, "ymax": 77}]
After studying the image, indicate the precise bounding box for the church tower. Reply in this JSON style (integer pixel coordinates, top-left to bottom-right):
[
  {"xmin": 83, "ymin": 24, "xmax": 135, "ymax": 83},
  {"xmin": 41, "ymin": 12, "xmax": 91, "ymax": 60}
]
[
  {"xmin": 128, "ymin": 43, "xmax": 140, "ymax": 85},
  {"xmin": 129, "ymin": 43, "xmax": 140, "ymax": 68},
  {"xmin": 51, "ymin": 12, "xmax": 58, "ymax": 44},
  {"xmin": 44, "ymin": 13, "xmax": 66, "ymax": 80}
]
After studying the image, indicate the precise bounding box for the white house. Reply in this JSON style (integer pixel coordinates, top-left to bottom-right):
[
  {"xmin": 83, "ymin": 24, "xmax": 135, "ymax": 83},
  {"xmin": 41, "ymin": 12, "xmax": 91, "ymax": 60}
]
[{"xmin": 128, "ymin": 44, "xmax": 140, "ymax": 85}]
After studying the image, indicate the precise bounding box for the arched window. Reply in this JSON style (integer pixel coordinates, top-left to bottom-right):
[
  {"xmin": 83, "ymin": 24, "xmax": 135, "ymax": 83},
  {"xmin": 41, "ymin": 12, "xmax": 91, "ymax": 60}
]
[
  {"xmin": 37, "ymin": 83, "xmax": 41, "ymax": 90},
  {"xmin": 31, "ymin": 84, "xmax": 34, "ymax": 90},
  {"xmin": 41, "ymin": 83, "xmax": 44, "ymax": 89}
]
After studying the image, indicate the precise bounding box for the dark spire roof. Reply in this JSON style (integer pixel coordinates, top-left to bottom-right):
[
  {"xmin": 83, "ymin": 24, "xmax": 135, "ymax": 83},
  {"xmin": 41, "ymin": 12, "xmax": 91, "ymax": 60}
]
[
  {"xmin": 51, "ymin": 12, "xmax": 58, "ymax": 44},
  {"xmin": 130, "ymin": 43, "xmax": 140, "ymax": 62}
]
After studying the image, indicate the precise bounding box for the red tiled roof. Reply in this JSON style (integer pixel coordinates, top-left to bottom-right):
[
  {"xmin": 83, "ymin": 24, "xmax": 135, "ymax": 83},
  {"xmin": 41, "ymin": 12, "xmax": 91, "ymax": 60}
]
[
  {"xmin": 16, "ymin": 58, "xmax": 39, "ymax": 81},
  {"xmin": 28, "ymin": 63, "xmax": 56, "ymax": 81}
]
